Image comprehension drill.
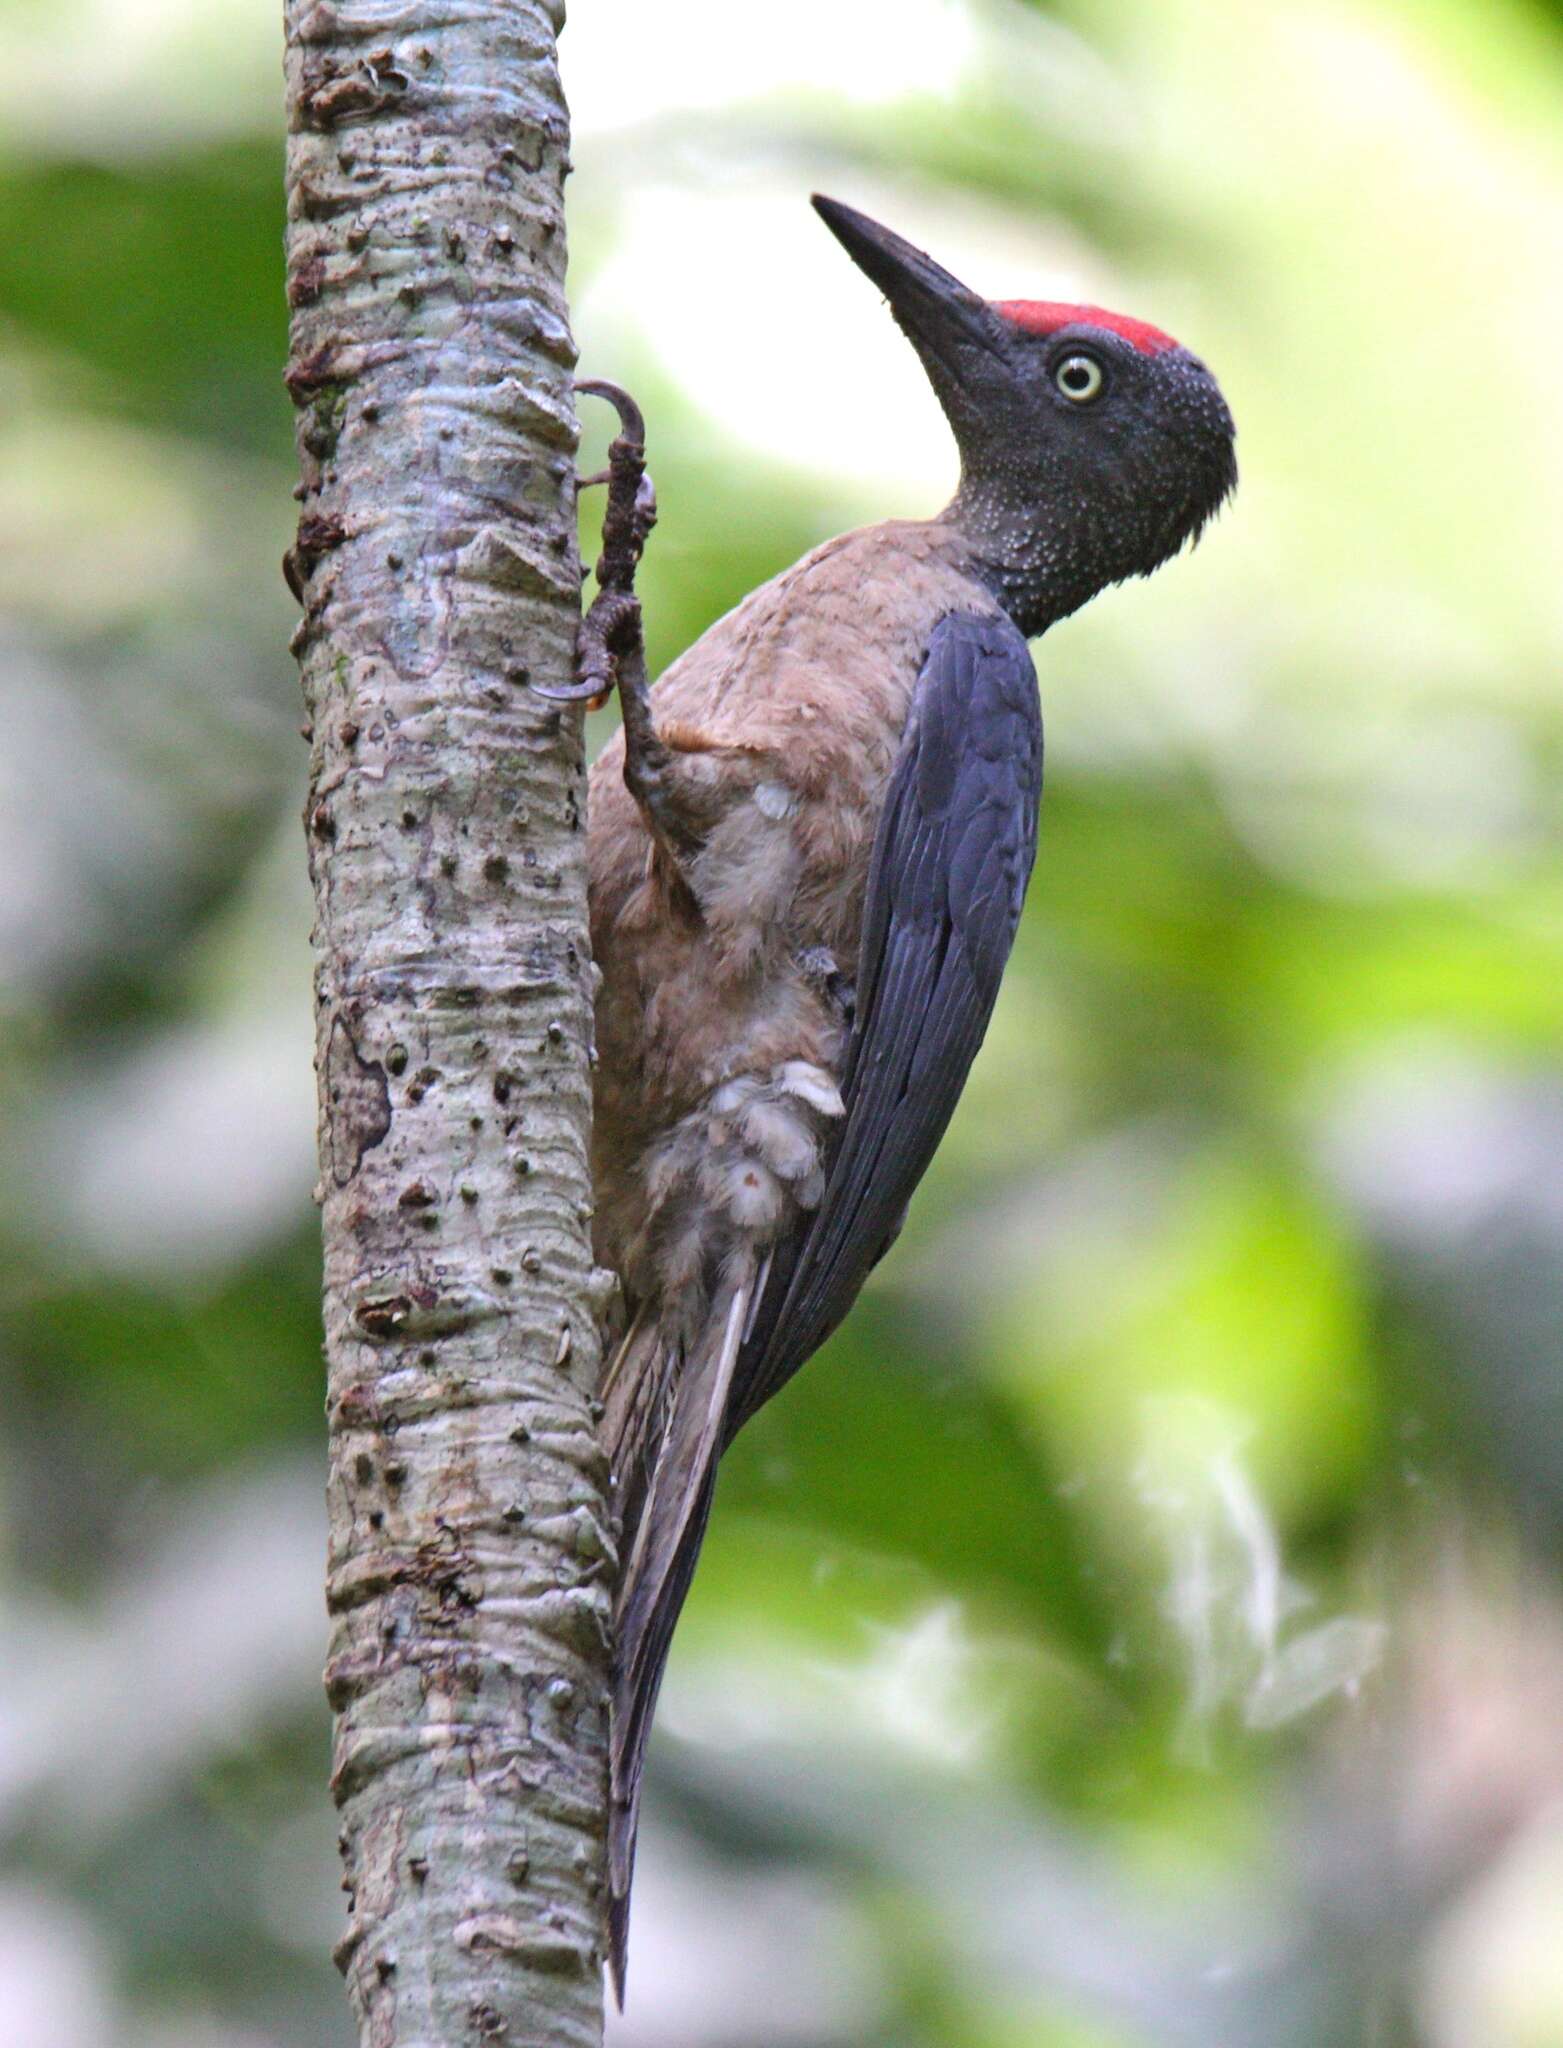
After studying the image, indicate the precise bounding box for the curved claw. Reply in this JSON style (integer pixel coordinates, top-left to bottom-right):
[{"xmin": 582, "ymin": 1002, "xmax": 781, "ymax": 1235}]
[
  {"xmin": 531, "ymin": 673, "xmax": 612, "ymax": 704},
  {"xmin": 576, "ymin": 377, "xmax": 645, "ymax": 448}
]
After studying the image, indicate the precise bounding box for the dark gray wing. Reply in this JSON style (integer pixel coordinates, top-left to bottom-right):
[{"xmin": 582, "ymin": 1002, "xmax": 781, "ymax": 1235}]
[{"xmin": 726, "ymin": 609, "xmax": 1042, "ymax": 1439}]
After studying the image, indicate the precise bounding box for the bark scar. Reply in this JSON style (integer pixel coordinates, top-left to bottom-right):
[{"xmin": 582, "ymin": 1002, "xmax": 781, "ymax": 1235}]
[
  {"xmin": 285, "ymin": 511, "xmax": 349, "ymax": 603},
  {"xmin": 326, "ymin": 1015, "xmax": 393, "ymax": 1186},
  {"xmin": 300, "ymin": 47, "xmax": 411, "ymax": 130}
]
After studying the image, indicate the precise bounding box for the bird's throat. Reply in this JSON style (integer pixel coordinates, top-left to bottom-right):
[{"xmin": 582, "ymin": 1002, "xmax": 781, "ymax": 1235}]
[{"xmin": 945, "ymin": 479, "xmax": 1104, "ymax": 641}]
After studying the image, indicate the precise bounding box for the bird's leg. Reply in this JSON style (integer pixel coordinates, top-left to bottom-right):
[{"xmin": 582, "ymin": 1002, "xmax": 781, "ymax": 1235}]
[
  {"xmin": 537, "ymin": 380, "xmax": 703, "ymax": 875},
  {"xmin": 538, "ymin": 379, "xmax": 656, "ymax": 708}
]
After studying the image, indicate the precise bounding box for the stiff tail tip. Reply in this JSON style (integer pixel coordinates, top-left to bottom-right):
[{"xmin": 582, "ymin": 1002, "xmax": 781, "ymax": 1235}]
[
  {"xmin": 605, "ymin": 1777, "xmax": 639, "ymax": 2007},
  {"xmin": 607, "ymin": 1880, "xmax": 630, "ymax": 2008}
]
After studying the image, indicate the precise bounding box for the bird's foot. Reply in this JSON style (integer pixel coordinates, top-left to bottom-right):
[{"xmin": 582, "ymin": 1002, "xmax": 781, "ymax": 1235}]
[
  {"xmin": 534, "ymin": 379, "xmax": 657, "ymax": 707},
  {"xmin": 535, "ymin": 382, "xmax": 697, "ymax": 881}
]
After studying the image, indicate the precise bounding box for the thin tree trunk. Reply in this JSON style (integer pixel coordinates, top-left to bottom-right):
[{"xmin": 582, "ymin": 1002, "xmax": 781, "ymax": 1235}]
[{"xmin": 283, "ymin": 4, "xmax": 611, "ymax": 2041}]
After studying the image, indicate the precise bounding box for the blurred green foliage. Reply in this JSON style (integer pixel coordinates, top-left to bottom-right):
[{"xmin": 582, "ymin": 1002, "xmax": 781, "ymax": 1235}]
[{"xmin": 1, "ymin": 1, "xmax": 1561, "ymax": 2045}]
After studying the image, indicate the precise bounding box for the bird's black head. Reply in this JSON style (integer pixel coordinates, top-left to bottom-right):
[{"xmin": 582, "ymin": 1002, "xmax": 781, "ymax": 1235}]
[{"xmin": 812, "ymin": 195, "xmax": 1238, "ymax": 636}]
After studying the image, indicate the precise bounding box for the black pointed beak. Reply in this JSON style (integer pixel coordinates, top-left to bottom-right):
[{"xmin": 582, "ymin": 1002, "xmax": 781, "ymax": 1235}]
[{"xmin": 811, "ymin": 195, "xmax": 1004, "ymax": 370}]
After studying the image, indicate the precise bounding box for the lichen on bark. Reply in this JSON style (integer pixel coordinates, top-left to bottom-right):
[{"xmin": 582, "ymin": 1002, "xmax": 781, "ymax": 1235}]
[{"xmin": 283, "ymin": 2, "xmax": 611, "ymax": 2041}]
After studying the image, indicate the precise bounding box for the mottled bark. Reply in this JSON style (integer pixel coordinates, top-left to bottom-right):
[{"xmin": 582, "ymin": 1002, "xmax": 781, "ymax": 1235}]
[{"xmin": 283, "ymin": 4, "xmax": 611, "ymax": 2043}]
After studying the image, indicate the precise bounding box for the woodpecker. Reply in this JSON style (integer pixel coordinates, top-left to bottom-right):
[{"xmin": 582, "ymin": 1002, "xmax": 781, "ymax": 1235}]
[{"xmin": 566, "ymin": 196, "xmax": 1236, "ymax": 1993}]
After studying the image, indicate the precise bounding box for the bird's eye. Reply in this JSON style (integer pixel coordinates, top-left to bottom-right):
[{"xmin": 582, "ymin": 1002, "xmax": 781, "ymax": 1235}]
[{"xmin": 1055, "ymin": 353, "xmax": 1105, "ymax": 403}]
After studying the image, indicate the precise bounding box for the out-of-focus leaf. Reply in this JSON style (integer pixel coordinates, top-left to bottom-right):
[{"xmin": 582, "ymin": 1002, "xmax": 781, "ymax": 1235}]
[
  {"xmin": 0, "ymin": 144, "xmax": 290, "ymax": 457},
  {"xmin": 720, "ymin": 1291, "xmax": 1115, "ymax": 1661}
]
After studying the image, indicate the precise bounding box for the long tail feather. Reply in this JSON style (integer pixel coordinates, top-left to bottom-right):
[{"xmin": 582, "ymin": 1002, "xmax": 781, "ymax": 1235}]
[{"xmin": 605, "ymin": 1274, "xmax": 752, "ymax": 2001}]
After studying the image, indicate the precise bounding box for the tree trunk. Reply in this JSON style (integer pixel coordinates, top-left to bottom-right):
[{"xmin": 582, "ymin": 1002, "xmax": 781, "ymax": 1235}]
[{"xmin": 283, "ymin": 4, "xmax": 611, "ymax": 2041}]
